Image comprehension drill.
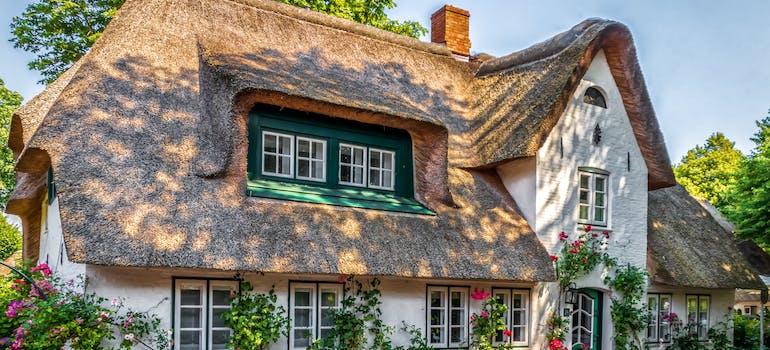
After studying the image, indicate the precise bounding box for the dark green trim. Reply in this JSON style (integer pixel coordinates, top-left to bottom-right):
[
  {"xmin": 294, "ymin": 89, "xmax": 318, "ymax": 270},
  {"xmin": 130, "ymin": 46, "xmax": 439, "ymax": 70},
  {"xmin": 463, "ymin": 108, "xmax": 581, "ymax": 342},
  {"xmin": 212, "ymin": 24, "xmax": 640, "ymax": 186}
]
[
  {"xmin": 578, "ymin": 167, "xmax": 610, "ymax": 176},
  {"xmin": 247, "ymin": 105, "xmax": 432, "ymax": 214},
  {"xmin": 47, "ymin": 168, "xmax": 56, "ymax": 204},
  {"xmin": 573, "ymin": 289, "xmax": 601, "ymax": 350},
  {"xmin": 247, "ymin": 179, "xmax": 434, "ymax": 215}
]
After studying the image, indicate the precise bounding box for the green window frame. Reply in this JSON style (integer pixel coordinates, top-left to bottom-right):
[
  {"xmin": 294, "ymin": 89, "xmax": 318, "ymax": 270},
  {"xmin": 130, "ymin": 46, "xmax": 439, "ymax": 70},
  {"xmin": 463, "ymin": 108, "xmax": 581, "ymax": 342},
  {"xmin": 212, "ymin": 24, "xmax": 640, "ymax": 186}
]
[{"xmin": 247, "ymin": 105, "xmax": 433, "ymax": 215}]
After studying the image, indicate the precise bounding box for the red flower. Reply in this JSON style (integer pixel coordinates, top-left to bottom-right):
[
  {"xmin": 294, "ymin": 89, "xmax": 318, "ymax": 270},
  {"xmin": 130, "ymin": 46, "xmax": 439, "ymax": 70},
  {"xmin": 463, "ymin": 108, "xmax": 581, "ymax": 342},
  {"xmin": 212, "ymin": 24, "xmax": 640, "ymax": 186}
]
[
  {"xmin": 503, "ymin": 328, "xmax": 512, "ymax": 337},
  {"xmin": 603, "ymin": 230, "xmax": 610, "ymax": 239},
  {"xmin": 550, "ymin": 255, "xmax": 559, "ymax": 262},
  {"xmin": 584, "ymin": 224, "xmax": 592, "ymax": 233},
  {"xmin": 581, "ymin": 344, "xmax": 587, "ymax": 350},
  {"xmin": 569, "ymin": 248, "xmax": 578, "ymax": 254},
  {"xmin": 582, "ymin": 257, "xmax": 588, "ymax": 263},
  {"xmin": 591, "ymin": 233, "xmax": 598, "ymax": 238},
  {"xmin": 549, "ymin": 339, "xmax": 564, "ymax": 350},
  {"xmin": 558, "ymin": 232, "xmax": 569, "ymax": 241},
  {"xmin": 471, "ymin": 288, "xmax": 490, "ymax": 300}
]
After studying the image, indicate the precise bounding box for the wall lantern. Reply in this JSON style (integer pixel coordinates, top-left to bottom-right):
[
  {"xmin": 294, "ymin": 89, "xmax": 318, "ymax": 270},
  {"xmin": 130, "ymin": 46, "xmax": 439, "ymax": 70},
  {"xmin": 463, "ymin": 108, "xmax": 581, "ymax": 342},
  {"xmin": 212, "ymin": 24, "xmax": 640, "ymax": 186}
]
[{"xmin": 564, "ymin": 282, "xmax": 579, "ymax": 305}]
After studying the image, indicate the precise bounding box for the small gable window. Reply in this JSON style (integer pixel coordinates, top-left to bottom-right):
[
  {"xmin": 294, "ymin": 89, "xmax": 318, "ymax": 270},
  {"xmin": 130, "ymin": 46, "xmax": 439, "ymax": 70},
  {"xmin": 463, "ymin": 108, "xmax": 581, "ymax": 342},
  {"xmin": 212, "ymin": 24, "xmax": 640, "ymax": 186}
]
[
  {"xmin": 583, "ymin": 86, "xmax": 607, "ymax": 109},
  {"xmin": 577, "ymin": 167, "xmax": 609, "ymax": 226},
  {"xmin": 247, "ymin": 105, "xmax": 432, "ymax": 215}
]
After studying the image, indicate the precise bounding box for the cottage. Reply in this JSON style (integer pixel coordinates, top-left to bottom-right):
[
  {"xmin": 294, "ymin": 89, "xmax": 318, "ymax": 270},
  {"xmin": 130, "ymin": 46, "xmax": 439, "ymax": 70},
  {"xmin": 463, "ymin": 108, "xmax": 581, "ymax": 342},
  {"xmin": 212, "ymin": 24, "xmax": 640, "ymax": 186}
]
[{"xmin": 6, "ymin": 0, "xmax": 764, "ymax": 349}]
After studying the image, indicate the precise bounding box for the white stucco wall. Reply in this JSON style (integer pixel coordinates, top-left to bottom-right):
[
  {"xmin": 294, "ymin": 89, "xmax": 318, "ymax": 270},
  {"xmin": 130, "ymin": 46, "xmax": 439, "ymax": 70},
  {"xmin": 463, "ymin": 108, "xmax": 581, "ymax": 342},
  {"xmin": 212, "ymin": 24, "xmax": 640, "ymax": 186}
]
[
  {"xmin": 37, "ymin": 197, "xmax": 85, "ymax": 281},
  {"xmin": 84, "ymin": 266, "xmax": 537, "ymax": 349},
  {"xmin": 499, "ymin": 49, "xmax": 649, "ymax": 349}
]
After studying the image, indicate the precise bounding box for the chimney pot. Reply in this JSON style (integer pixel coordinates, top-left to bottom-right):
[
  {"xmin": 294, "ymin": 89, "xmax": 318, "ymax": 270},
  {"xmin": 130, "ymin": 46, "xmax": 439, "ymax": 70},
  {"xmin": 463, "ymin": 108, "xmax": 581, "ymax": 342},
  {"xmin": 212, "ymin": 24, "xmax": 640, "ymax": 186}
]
[{"xmin": 431, "ymin": 5, "xmax": 471, "ymax": 60}]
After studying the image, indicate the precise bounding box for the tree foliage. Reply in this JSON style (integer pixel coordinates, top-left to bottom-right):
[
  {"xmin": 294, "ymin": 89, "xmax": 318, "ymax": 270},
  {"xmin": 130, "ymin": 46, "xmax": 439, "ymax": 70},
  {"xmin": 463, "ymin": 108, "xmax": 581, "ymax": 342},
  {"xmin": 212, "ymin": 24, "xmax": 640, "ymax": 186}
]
[
  {"xmin": 10, "ymin": 0, "xmax": 426, "ymax": 84},
  {"xmin": 725, "ymin": 113, "xmax": 770, "ymax": 246},
  {"xmin": 274, "ymin": 0, "xmax": 427, "ymax": 39},
  {"xmin": 0, "ymin": 79, "xmax": 23, "ymax": 206},
  {"xmin": 10, "ymin": 0, "xmax": 125, "ymax": 84},
  {"xmin": 0, "ymin": 215, "xmax": 22, "ymax": 261},
  {"xmin": 673, "ymin": 132, "xmax": 744, "ymax": 210}
]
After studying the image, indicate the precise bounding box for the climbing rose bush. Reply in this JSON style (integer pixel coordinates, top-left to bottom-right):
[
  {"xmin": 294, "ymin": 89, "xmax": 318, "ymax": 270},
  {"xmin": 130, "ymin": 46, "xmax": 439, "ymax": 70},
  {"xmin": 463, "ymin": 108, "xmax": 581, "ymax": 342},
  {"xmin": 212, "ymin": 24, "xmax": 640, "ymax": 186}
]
[{"xmin": 1, "ymin": 262, "xmax": 171, "ymax": 349}]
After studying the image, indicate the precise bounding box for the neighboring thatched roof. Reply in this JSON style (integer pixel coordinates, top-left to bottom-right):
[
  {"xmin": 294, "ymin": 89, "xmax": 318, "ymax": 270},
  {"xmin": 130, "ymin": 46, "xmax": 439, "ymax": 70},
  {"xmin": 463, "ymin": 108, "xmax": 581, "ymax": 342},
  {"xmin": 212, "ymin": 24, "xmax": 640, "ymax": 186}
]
[
  {"xmin": 648, "ymin": 185, "xmax": 765, "ymax": 289},
  {"xmin": 735, "ymin": 289, "xmax": 762, "ymax": 303},
  {"xmin": 738, "ymin": 240, "xmax": 770, "ymax": 277},
  {"xmin": 462, "ymin": 19, "xmax": 675, "ymax": 190},
  {"xmin": 5, "ymin": 0, "xmax": 675, "ymax": 281}
]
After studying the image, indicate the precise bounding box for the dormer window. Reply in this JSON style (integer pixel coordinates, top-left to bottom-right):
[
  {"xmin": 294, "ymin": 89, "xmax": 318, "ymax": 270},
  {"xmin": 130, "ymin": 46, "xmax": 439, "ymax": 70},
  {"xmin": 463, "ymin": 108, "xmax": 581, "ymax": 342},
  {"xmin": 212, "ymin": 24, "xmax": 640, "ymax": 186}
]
[
  {"xmin": 583, "ymin": 86, "xmax": 607, "ymax": 108},
  {"xmin": 247, "ymin": 105, "xmax": 433, "ymax": 215}
]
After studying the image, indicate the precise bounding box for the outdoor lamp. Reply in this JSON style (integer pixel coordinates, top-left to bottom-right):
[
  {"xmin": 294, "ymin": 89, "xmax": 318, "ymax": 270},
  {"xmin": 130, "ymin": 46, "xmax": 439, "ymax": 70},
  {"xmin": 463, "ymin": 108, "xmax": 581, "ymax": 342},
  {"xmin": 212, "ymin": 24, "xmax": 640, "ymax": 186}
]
[{"xmin": 564, "ymin": 282, "xmax": 578, "ymax": 305}]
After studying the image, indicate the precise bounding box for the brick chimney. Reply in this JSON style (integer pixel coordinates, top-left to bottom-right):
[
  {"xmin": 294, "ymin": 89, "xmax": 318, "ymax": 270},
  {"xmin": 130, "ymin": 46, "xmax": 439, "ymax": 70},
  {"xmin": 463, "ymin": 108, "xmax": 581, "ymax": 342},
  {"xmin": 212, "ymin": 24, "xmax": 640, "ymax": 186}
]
[{"xmin": 431, "ymin": 5, "xmax": 471, "ymax": 60}]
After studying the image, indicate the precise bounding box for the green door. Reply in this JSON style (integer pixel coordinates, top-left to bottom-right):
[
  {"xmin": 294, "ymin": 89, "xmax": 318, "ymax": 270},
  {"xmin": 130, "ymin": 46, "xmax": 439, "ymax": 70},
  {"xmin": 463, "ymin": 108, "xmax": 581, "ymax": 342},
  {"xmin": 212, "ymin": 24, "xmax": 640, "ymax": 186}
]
[{"xmin": 571, "ymin": 289, "xmax": 602, "ymax": 350}]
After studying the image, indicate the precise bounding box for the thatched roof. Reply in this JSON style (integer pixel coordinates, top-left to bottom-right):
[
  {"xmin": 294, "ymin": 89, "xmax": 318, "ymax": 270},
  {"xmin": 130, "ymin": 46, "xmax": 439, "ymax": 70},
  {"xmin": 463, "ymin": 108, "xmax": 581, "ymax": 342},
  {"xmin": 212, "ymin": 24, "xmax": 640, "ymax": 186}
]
[
  {"xmin": 461, "ymin": 19, "xmax": 675, "ymax": 190},
  {"xmin": 6, "ymin": 0, "xmax": 674, "ymax": 281},
  {"xmin": 647, "ymin": 185, "xmax": 765, "ymax": 289},
  {"xmin": 737, "ymin": 240, "xmax": 770, "ymax": 277}
]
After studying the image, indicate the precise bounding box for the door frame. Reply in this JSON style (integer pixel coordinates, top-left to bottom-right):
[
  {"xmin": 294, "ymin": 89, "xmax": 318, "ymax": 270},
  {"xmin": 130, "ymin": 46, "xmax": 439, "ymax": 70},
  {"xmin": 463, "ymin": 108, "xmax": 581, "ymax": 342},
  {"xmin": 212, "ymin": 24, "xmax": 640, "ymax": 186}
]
[{"xmin": 571, "ymin": 288, "xmax": 603, "ymax": 350}]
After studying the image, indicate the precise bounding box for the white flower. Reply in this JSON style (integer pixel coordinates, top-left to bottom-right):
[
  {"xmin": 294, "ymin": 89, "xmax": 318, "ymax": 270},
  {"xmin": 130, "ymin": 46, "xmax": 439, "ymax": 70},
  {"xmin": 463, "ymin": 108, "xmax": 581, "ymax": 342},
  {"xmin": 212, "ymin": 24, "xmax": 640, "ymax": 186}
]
[{"xmin": 124, "ymin": 333, "xmax": 135, "ymax": 341}]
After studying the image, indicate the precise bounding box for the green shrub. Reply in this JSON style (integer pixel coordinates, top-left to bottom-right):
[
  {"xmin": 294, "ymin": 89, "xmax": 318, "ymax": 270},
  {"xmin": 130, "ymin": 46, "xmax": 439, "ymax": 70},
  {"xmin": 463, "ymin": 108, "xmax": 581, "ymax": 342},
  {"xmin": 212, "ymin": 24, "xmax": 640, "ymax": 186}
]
[{"xmin": 0, "ymin": 215, "xmax": 21, "ymax": 261}]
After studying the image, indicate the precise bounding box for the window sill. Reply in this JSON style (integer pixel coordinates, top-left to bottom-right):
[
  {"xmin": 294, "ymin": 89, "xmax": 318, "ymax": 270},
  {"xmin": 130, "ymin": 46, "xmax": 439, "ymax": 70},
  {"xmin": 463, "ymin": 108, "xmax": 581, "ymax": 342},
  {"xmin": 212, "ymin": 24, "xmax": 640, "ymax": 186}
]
[{"xmin": 246, "ymin": 179, "xmax": 435, "ymax": 215}]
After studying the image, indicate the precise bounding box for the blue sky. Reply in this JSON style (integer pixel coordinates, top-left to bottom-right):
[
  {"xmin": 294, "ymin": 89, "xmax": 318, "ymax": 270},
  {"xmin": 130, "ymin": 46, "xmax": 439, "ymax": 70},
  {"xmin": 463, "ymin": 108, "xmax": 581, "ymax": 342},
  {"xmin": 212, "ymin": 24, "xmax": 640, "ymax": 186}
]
[{"xmin": 1, "ymin": 1, "xmax": 769, "ymax": 163}]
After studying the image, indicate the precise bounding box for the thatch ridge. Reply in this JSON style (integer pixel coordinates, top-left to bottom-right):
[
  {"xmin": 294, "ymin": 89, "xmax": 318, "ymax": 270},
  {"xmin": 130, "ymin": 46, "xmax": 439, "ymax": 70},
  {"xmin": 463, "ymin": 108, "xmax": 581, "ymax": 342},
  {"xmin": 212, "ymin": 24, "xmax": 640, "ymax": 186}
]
[
  {"xmin": 462, "ymin": 19, "xmax": 676, "ymax": 190},
  {"xmin": 647, "ymin": 185, "xmax": 765, "ymax": 289}
]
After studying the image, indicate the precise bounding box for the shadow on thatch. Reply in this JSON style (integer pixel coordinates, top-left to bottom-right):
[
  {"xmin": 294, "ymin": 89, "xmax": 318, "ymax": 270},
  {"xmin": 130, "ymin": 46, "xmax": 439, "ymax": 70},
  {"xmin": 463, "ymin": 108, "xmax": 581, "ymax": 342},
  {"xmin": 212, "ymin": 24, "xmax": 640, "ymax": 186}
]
[{"xmin": 9, "ymin": 40, "xmax": 553, "ymax": 282}]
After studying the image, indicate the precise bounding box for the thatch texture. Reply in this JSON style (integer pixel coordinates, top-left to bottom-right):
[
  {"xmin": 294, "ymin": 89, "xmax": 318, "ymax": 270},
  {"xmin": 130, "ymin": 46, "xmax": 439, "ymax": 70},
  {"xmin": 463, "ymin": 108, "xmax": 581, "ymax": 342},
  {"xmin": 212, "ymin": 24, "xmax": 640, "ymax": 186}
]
[
  {"xmin": 737, "ymin": 240, "xmax": 770, "ymax": 277},
  {"xmin": 647, "ymin": 185, "xmax": 765, "ymax": 289},
  {"xmin": 5, "ymin": 0, "xmax": 679, "ymax": 281},
  {"xmin": 463, "ymin": 19, "xmax": 675, "ymax": 190}
]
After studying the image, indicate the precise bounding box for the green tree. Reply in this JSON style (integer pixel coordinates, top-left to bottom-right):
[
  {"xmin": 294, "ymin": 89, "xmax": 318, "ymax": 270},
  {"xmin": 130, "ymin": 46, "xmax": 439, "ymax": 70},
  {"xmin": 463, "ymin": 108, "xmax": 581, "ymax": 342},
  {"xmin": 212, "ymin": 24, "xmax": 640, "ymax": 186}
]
[
  {"xmin": 725, "ymin": 113, "xmax": 770, "ymax": 247},
  {"xmin": 274, "ymin": 0, "xmax": 426, "ymax": 38},
  {"xmin": 673, "ymin": 132, "xmax": 744, "ymax": 210},
  {"xmin": 10, "ymin": 0, "xmax": 125, "ymax": 84},
  {"xmin": 0, "ymin": 79, "xmax": 23, "ymax": 206},
  {"xmin": 10, "ymin": 0, "xmax": 426, "ymax": 84},
  {"xmin": 0, "ymin": 215, "xmax": 21, "ymax": 261}
]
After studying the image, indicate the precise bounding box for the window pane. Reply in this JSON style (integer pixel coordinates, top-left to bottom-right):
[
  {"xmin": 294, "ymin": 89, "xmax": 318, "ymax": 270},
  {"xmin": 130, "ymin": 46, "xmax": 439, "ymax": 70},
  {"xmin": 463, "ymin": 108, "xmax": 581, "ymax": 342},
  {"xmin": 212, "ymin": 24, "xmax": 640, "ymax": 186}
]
[
  {"xmin": 279, "ymin": 136, "xmax": 292, "ymax": 155},
  {"xmin": 321, "ymin": 289, "xmax": 338, "ymax": 307},
  {"xmin": 279, "ymin": 155, "xmax": 291, "ymax": 175},
  {"xmin": 580, "ymin": 175, "xmax": 590, "ymax": 189},
  {"xmin": 513, "ymin": 327, "xmax": 523, "ymax": 341},
  {"xmin": 320, "ymin": 309, "xmax": 334, "ymax": 327},
  {"xmin": 595, "ymin": 177, "xmax": 605, "ymax": 192},
  {"xmin": 369, "ymin": 169, "xmax": 380, "ymax": 186},
  {"xmin": 513, "ymin": 294, "xmax": 522, "ymax": 309},
  {"xmin": 353, "ymin": 148, "xmax": 364, "ymax": 165},
  {"xmin": 212, "ymin": 308, "xmax": 227, "ymax": 328},
  {"xmin": 181, "ymin": 289, "xmax": 201, "ymax": 305},
  {"xmin": 294, "ymin": 309, "xmax": 311, "ymax": 327},
  {"xmin": 298, "ymin": 139, "xmax": 310, "ymax": 158},
  {"xmin": 313, "ymin": 142, "xmax": 324, "ymax": 159},
  {"xmin": 340, "ymin": 164, "xmax": 351, "ymax": 182},
  {"xmin": 212, "ymin": 289, "xmax": 231, "ymax": 306},
  {"xmin": 295, "ymin": 289, "xmax": 311, "ymax": 306},
  {"xmin": 341, "ymin": 146, "xmax": 351, "ymax": 163},
  {"xmin": 431, "ymin": 309, "xmax": 445, "ymax": 325},
  {"xmin": 370, "ymin": 150, "xmax": 381, "ymax": 167},
  {"xmin": 211, "ymin": 330, "xmax": 230, "ymax": 350},
  {"xmin": 450, "ymin": 327, "xmax": 463, "ymax": 343},
  {"xmin": 353, "ymin": 167, "xmax": 364, "ymax": 184},
  {"xmin": 382, "ymin": 152, "xmax": 393, "ymax": 169},
  {"xmin": 264, "ymin": 154, "xmax": 276, "ymax": 173},
  {"xmin": 180, "ymin": 308, "xmax": 201, "ymax": 328},
  {"xmin": 382, "ymin": 170, "xmax": 392, "ymax": 189},
  {"xmin": 298, "ymin": 159, "xmax": 310, "ymax": 177},
  {"xmin": 294, "ymin": 330, "xmax": 311, "ymax": 347},
  {"xmin": 451, "ymin": 291, "xmax": 463, "ymax": 308},
  {"xmin": 264, "ymin": 134, "xmax": 276, "ymax": 153},
  {"xmin": 595, "ymin": 193, "xmax": 605, "ymax": 207},
  {"xmin": 594, "ymin": 208, "xmax": 604, "ymax": 222},
  {"xmin": 579, "ymin": 190, "xmax": 589, "ymax": 204},
  {"xmin": 579, "ymin": 205, "xmax": 589, "ymax": 220},
  {"xmin": 313, "ymin": 161, "xmax": 324, "ymax": 179},
  {"xmin": 514, "ymin": 310, "xmax": 525, "ymax": 325},
  {"xmin": 451, "ymin": 310, "xmax": 464, "ymax": 325},
  {"xmin": 430, "ymin": 327, "xmax": 444, "ymax": 344},
  {"xmin": 179, "ymin": 330, "xmax": 201, "ymax": 350},
  {"xmin": 431, "ymin": 291, "xmax": 444, "ymax": 307}
]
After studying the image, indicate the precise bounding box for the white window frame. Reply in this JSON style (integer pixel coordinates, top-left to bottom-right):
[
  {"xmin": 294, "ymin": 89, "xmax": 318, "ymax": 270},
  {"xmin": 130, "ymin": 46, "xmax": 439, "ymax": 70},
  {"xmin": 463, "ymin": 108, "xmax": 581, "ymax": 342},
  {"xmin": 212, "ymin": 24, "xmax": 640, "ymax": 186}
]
[
  {"xmin": 289, "ymin": 282, "xmax": 343, "ymax": 350},
  {"xmin": 295, "ymin": 136, "xmax": 327, "ymax": 182},
  {"xmin": 368, "ymin": 148, "xmax": 395, "ymax": 190},
  {"xmin": 492, "ymin": 289, "xmax": 529, "ymax": 347},
  {"xmin": 338, "ymin": 143, "xmax": 368, "ymax": 188},
  {"xmin": 427, "ymin": 286, "xmax": 468, "ymax": 348},
  {"xmin": 686, "ymin": 295, "xmax": 710, "ymax": 341},
  {"xmin": 174, "ymin": 279, "xmax": 238, "ymax": 350},
  {"xmin": 646, "ymin": 293, "xmax": 672, "ymax": 344},
  {"xmin": 262, "ymin": 131, "xmax": 295, "ymax": 178},
  {"xmin": 578, "ymin": 169, "xmax": 609, "ymax": 226}
]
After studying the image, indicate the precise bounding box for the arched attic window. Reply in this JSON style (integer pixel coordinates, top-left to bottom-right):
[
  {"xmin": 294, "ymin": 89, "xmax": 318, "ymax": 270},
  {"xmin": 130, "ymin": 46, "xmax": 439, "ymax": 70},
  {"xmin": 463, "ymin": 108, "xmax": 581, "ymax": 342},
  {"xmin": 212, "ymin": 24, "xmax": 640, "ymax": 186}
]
[{"xmin": 583, "ymin": 86, "xmax": 607, "ymax": 108}]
